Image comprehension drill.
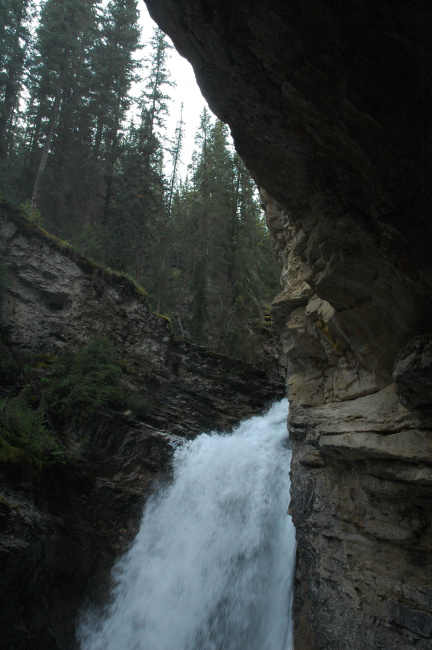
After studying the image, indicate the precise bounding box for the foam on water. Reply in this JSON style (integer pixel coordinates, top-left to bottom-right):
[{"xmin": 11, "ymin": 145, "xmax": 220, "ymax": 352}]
[{"xmin": 78, "ymin": 399, "xmax": 296, "ymax": 650}]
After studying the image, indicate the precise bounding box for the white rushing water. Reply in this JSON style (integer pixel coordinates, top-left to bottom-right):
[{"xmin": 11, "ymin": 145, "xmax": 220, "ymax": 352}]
[{"xmin": 79, "ymin": 399, "xmax": 296, "ymax": 650}]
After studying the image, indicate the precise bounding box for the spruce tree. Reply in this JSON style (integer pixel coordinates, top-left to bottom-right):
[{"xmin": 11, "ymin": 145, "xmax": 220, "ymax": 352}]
[
  {"xmin": 156, "ymin": 103, "xmax": 184, "ymax": 312},
  {"xmin": 0, "ymin": 0, "xmax": 33, "ymax": 196},
  {"xmin": 187, "ymin": 107, "xmax": 213, "ymax": 339},
  {"xmin": 107, "ymin": 28, "xmax": 174, "ymax": 290},
  {"xmin": 27, "ymin": 0, "xmax": 99, "ymax": 213},
  {"xmin": 94, "ymin": 0, "xmax": 141, "ymax": 221},
  {"xmin": 167, "ymin": 116, "xmax": 279, "ymax": 361},
  {"xmin": 105, "ymin": 109, "xmax": 164, "ymax": 280},
  {"xmin": 140, "ymin": 28, "xmax": 174, "ymax": 142}
]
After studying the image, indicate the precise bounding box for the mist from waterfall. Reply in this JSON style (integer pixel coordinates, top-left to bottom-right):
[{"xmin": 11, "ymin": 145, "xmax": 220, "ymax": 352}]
[{"xmin": 78, "ymin": 399, "xmax": 296, "ymax": 650}]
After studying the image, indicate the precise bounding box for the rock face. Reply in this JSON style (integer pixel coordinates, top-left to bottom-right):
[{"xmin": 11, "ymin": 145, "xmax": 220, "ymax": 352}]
[
  {"xmin": 142, "ymin": 1, "xmax": 432, "ymax": 647},
  {"xmin": 266, "ymin": 190, "xmax": 432, "ymax": 649},
  {"xmin": 0, "ymin": 206, "xmax": 284, "ymax": 648},
  {"xmin": 0, "ymin": 208, "xmax": 283, "ymax": 436}
]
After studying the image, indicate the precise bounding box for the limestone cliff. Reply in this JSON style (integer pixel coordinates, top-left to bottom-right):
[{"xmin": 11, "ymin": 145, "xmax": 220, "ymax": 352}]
[
  {"xmin": 143, "ymin": 0, "xmax": 432, "ymax": 647},
  {"xmin": 266, "ymin": 193, "xmax": 432, "ymax": 649},
  {"xmin": 0, "ymin": 205, "xmax": 284, "ymax": 648}
]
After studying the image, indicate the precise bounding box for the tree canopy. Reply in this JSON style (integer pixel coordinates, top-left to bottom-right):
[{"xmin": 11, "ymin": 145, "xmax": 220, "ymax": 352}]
[{"xmin": 0, "ymin": 1, "xmax": 279, "ymax": 363}]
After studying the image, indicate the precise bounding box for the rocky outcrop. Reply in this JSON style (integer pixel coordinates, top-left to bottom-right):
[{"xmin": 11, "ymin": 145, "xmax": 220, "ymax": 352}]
[
  {"xmin": 393, "ymin": 335, "xmax": 432, "ymax": 410},
  {"xmin": 0, "ymin": 205, "xmax": 284, "ymax": 648},
  {"xmin": 0, "ymin": 207, "xmax": 283, "ymax": 435},
  {"xmin": 143, "ymin": 1, "xmax": 432, "ymax": 648},
  {"xmin": 266, "ymin": 193, "xmax": 432, "ymax": 649},
  {"xmin": 0, "ymin": 414, "xmax": 180, "ymax": 649}
]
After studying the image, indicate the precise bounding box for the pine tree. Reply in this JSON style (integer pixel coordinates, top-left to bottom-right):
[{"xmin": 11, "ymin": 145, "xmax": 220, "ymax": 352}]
[
  {"xmin": 223, "ymin": 153, "xmax": 279, "ymax": 359},
  {"xmin": 140, "ymin": 28, "xmax": 174, "ymax": 142},
  {"xmin": 105, "ymin": 110, "xmax": 164, "ymax": 279},
  {"xmin": 167, "ymin": 116, "xmax": 278, "ymax": 361},
  {"xmin": 187, "ymin": 107, "xmax": 213, "ymax": 338},
  {"xmin": 94, "ymin": 0, "xmax": 141, "ymax": 221},
  {"xmin": 16, "ymin": 0, "xmax": 142, "ymax": 251},
  {"xmin": 156, "ymin": 103, "xmax": 184, "ymax": 312},
  {"xmin": 106, "ymin": 28, "xmax": 174, "ymax": 290},
  {"xmin": 0, "ymin": 0, "xmax": 33, "ymax": 195},
  {"xmin": 27, "ymin": 0, "xmax": 99, "ymax": 213}
]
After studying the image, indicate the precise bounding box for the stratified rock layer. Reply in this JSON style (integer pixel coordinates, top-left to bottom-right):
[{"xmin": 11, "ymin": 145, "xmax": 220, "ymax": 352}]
[
  {"xmin": 0, "ymin": 208, "xmax": 282, "ymax": 436},
  {"xmin": 143, "ymin": 1, "xmax": 432, "ymax": 647},
  {"xmin": 0, "ymin": 206, "xmax": 283, "ymax": 648}
]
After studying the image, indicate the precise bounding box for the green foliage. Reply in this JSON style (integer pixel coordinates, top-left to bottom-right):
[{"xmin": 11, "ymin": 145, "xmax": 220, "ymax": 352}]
[
  {"xmin": 0, "ymin": 333, "xmax": 158, "ymax": 468},
  {"xmin": 1, "ymin": 0, "xmax": 279, "ymax": 366},
  {"xmin": 0, "ymin": 0, "xmax": 33, "ymax": 183},
  {"xmin": 161, "ymin": 116, "xmax": 279, "ymax": 362},
  {"xmin": 75, "ymin": 222, "xmax": 103, "ymax": 259},
  {"xmin": 47, "ymin": 338, "xmax": 124, "ymax": 424},
  {"xmin": 141, "ymin": 27, "xmax": 175, "ymax": 137},
  {"xmin": 0, "ymin": 339, "xmax": 19, "ymax": 386},
  {"xmin": 0, "ymin": 259, "xmax": 8, "ymax": 295},
  {"xmin": 20, "ymin": 199, "xmax": 43, "ymax": 225},
  {"xmin": 0, "ymin": 396, "xmax": 65, "ymax": 468},
  {"xmin": 125, "ymin": 392, "xmax": 153, "ymax": 418}
]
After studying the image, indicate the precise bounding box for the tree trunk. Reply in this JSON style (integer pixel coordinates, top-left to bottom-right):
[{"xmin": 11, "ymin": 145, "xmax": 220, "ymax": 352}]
[
  {"xmin": 0, "ymin": 0, "xmax": 26, "ymax": 158},
  {"xmin": 30, "ymin": 80, "xmax": 62, "ymax": 213},
  {"xmin": 102, "ymin": 89, "xmax": 122, "ymax": 222}
]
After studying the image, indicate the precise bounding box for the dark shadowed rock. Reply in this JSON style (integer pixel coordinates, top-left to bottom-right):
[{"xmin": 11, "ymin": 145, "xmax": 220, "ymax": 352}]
[
  {"xmin": 141, "ymin": 1, "xmax": 432, "ymax": 648},
  {"xmin": 393, "ymin": 335, "xmax": 432, "ymax": 408},
  {"xmin": 0, "ymin": 205, "xmax": 284, "ymax": 648}
]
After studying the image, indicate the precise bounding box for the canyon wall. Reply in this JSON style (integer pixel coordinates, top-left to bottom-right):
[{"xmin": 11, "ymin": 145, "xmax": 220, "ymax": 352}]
[
  {"xmin": 0, "ymin": 206, "xmax": 283, "ymax": 648},
  {"xmin": 143, "ymin": 0, "xmax": 432, "ymax": 647}
]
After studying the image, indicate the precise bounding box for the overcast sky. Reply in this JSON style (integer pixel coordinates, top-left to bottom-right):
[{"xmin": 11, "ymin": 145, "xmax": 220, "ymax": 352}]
[
  {"xmin": 137, "ymin": 3, "xmax": 210, "ymax": 178},
  {"xmin": 32, "ymin": 0, "xmax": 212, "ymax": 178}
]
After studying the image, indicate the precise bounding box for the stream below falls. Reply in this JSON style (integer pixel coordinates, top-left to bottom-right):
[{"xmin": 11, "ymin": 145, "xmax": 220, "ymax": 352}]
[{"xmin": 78, "ymin": 399, "xmax": 296, "ymax": 650}]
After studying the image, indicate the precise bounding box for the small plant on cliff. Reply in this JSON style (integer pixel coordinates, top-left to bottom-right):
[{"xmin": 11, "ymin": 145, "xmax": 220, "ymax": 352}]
[
  {"xmin": 0, "ymin": 397, "xmax": 64, "ymax": 468},
  {"xmin": 20, "ymin": 200, "xmax": 43, "ymax": 226},
  {"xmin": 125, "ymin": 392, "xmax": 153, "ymax": 418},
  {"xmin": 0, "ymin": 338, "xmax": 20, "ymax": 387},
  {"xmin": 47, "ymin": 338, "xmax": 124, "ymax": 424},
  {"xmin": 0, "ymin": 261, "xmax": 8, "ymax": 296}
]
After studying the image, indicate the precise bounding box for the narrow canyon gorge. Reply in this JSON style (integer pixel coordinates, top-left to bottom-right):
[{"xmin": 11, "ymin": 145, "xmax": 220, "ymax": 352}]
[
  {"xmin": 0, "ymin": 207, "xmax": 284, "ymax": 647},
  {"xmin": 1, "ymin": 1, "xmax": 431, "ymax": 648},
  {"xmin": 143, "ymin": 1, "xmax": 432, "ymax": 648}
]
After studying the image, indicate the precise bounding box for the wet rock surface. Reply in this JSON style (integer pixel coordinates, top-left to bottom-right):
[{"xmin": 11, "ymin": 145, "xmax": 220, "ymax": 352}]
[
  {"xmin": 0, "ymin": 206, "xmax": 284, "ymax": 649},
  {"xmin": 142, "ymin": 1, "xmax": 432, "ymax": 647}
]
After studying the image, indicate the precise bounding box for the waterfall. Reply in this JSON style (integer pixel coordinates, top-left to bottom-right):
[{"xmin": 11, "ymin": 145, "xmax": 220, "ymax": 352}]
[{"xmin": 78, "ymin": 399, "xmax": 296, "ymax": 650}]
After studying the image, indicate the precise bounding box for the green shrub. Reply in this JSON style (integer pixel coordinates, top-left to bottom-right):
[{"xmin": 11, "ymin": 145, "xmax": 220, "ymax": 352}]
[
  {"xmin": 0, "ymin": 260, "xmax": 8, "ymax": 296},
  {"xmin": 125, "ymin": 392, "xmax": 153, "ymax": 418},
  {"xmin": 0, "ymin": 342, "xmax": 20, "ymax": 386},
  {"xmin": 20, "ymin": 199, "xmax": 43, "ymax": 225},
  {"xmin": 0, "ymin": 337, "xmax": 156, "ymax": 467},
  {"xmin": 48, "ymin": 338, "xmax": 124, "ymax": 424},
  {"xmin": 0, "ymin": 397, "xmax": 64, "ymax": 468}
]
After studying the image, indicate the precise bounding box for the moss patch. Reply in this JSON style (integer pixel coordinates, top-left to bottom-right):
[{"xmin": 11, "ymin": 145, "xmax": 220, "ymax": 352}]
[{"xmin": 0, "ymin": 202, "xmax": 150, "ymax": 303}]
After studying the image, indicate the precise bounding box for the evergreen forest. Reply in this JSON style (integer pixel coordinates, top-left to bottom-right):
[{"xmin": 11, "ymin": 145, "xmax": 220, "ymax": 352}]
[{"xmin": 0, "ymin": 0, "xmax": 279, "ymax": 362}]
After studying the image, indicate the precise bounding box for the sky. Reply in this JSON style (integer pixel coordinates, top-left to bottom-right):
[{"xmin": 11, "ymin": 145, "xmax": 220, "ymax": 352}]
[
  {"xmin": 31, "ymin": 0, "xmax": 213, "ymax": 178},
  {"xmin": 136, "ymin": 3, "xmax": 210, "ymax": 178}
]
